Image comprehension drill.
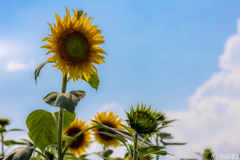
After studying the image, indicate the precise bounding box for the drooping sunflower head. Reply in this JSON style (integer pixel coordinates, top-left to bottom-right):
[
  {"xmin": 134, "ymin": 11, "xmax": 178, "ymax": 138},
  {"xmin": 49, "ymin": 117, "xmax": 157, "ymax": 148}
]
[
  {"xmin": 126, "ymin": 103, "xmax": 160, "ymax": 135},
  {"xmin": 91, "ymin": 111, "xmax": 123, "ymax": 148},
  {"xmin": 41, "ymin": 7, "xmax": 106, "ymax": 82},
  {"xmin": 63, "ymin": 118, "xmax": 91, "ymax": 156}
]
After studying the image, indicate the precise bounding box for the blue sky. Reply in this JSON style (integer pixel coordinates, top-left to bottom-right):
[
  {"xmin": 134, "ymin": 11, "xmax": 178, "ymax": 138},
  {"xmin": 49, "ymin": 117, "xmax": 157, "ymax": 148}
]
[{"xmin": 1, "ymin": 0, "xmax": 240, "ymax": 159}]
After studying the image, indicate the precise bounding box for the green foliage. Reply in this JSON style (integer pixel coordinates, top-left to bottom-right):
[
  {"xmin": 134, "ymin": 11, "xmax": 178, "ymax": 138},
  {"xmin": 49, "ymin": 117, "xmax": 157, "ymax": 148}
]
[
  {"xmin": 34, "ymin": 61, "xmax": 54, "ymax": 84},
  {"xmin": 3, "ymin": 142, "xmax": 34, "ymax": 160},
  {"xmin": 26, "ymin": 109, "xmax": 76, "ymax": 152},
  {"xmin": 26, "ymin": 110, "xmax": 57, "ymax": 152},
  {"xmin": 82, "ymin": 74, "xmax": 100, "ymax": 91},
  {"xmin": 54, "ymin": 110, "xmax": 76, "ymax": 131},
  {"xmin": 43, "ymin": 90, "xmax": 86, "ymax": 114}
]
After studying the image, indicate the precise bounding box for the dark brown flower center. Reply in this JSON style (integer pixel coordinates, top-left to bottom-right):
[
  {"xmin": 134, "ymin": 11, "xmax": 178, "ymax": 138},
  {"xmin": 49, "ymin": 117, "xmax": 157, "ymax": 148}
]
[
  {"xmin": 66, "ymin": 127, "xmax": 84, "ymax": 149},
  {"xmin": 97, "ymin": 122, "xmax": 116, "ymax": 141},
  {"xmin": 58, "ymin": 29, "xmax": 91, "ymax": 65}
]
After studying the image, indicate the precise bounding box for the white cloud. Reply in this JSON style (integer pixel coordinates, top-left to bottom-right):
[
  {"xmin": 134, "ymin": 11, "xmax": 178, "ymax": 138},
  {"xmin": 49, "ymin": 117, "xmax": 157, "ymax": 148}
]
[
  {"xmin": 163, "ymin": 19, "xmax": 240, "ymax": 160},
  {"xmin": 0, "ymin": 43, "xmax": 21, "ymax": 57},
  {"xmin": 6, "ymin": 59, "xmax": 36, "ymax": 71}
]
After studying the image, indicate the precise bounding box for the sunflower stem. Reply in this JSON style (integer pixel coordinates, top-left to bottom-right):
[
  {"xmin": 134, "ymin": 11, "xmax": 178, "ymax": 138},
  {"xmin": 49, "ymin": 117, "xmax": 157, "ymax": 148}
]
[
  {"xmin": 62, "ymin": 125, "xmax": 97, "ymax": 157},
  {"xmin": 156, "ymin": 133, "xmax": 159, "ymax": 160},
  {"xmin": 34, "ymin": 149, "xmax": 50, "ymax": 160},
  {"xmin": 58, "ymin": 74, "xmax": 67, "ymax": 160},
  {"xmin": 133, "ymin": 132, "xmax": 138, "ymax": 160},
  {"xmin": 1, "ymin": 132, "xmax": 4, "ymax": 157}
]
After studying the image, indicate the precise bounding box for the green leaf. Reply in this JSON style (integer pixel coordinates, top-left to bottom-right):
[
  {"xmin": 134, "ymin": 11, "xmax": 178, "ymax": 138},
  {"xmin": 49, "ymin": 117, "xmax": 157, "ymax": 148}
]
[
  {"xmin": 98, "ymin": 132, "xmax": 127, "ymax": 144},
  {"xmin": 3, "ymin": 142, "xmax": 34, "ymax": 160},
  {"xmin": 54, "ymin": 110, "xmax": 76, "ymax": 131},
  {"xmin": 26, "ymin": 110, "xmax": 57, "ymax": 152},
  {"xmin": 162, "ymin": 141, "xmax": 187, "ymax": 146},
  {"xmin": 82, "ymin": 74, "xmax": 100, "ymax": 91},
  {"xmin": 43, "ymin": 90, "xmax": 86, "ymax": 113},
  {"xmin": 96, "ymin": 149, "xmax": 113, "ymax": 158},
  {"xmin": 34, "ymin": 61, "xmax": 54, "ymax": 84},
  {"xmin": 137, "ymin": 146, "xmax": 165, "ymax": 158},
  {"xmin": 4, "ymin": 140, "xmax": 27, "ymax": 146},
  {"xmin": 159, "ymin": 133, "xmax": 173, "ymax": 140},
  {"xmin": 119, "ymin": 124, "xmax": 134, "ymax": 135},
  {"xmin": 92, "ymin": 120, "xmax": 154, "ymax": 147},
  {"xmin": 7, "ymin": 129, "xmax": 24, "ymax": 132}
]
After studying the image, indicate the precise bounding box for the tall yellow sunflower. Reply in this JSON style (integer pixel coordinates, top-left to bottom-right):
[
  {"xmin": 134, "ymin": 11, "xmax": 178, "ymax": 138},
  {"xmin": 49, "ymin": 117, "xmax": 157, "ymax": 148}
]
[
  {"xmin": 41, "ymin": 7, "xmax": 106, "ymax": 82},
  {"xmin": 64, "ymin": 118, "xmax": 91, "ymax": 156},
  {"xmin": 91, "ymin": 112, "xmax": 123, "ymax": 148}
]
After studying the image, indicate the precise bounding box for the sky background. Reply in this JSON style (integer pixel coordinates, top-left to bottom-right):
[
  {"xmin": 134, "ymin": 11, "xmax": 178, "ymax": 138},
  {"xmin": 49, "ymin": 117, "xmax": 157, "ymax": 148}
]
[{"xmin": 1, "ymin": 0, "xmax": 240, "ymax": 159}]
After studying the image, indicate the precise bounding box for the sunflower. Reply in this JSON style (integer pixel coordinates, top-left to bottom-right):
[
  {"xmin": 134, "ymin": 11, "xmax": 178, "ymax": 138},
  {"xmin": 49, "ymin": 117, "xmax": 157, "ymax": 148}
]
[
  {"xmin": 91, "ymin": 112, "xmax": 123, "ymax": 148},
  {"xmin": 41, "ymin": 7, "xmax": 106, "ymax": 82},
  {"xmin": 63, "ymin": 118, "xmax": 91, "ymax": 156}
]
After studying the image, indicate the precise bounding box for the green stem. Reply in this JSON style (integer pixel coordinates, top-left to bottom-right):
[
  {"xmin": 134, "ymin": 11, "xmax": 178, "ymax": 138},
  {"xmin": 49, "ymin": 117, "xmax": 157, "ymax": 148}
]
[
  {"xmin": 58, "ymin": 74, "xmax": 67, "ymax": 160},
  {"xmin": 133, "ymin": 132, "xmax": 138, "ymax": 160},
  {"xmin": 62, "ymin": 126, "xmax": 96, "ymax": 157},
  {"xmin": 139, "ymin": 136, "xmax": 148, "ymax": 148},
  {"xmin": 34, "ymin": 149, "xmax": 50, "ymax": 160},
  {"xmin": 1, "ymin": 132, "xmax": 4, "ymax": 157},
  {"xmin": 156, "ymin": 133, "xmax": 159, "ymax": 160}
]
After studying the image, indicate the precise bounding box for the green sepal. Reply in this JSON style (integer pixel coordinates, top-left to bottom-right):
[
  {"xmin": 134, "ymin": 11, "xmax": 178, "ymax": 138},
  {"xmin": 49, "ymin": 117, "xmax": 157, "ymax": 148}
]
[
  {"xmin": 82, "ymin": 74, "xmax": 100, "ymax": 91},
  {"xmin": 4, "ymin": 140, "xmax": 28, "ymax": 146},
  {"xmin": 54, "ymin": 110, "xmax": 76, "ymax": 131},
  {"xmin": 76, "ymin": 10, "xmax": 83, "ymax": 20},
  {"xmin": 34, "ymin": 61, "xmax": 54, "ymax": 84},
  {"xmin": 3, "ymin": 142, "xmax": 34, "ymax": 160},
  {"xmin": 92, "ymin": 120, "xmax": 154, "ymax": 147},
  {"xmin": 43, "ymin": 90, "xmax": 86, "ymax": 114},
  {"xmin": 26, "ymin": 110, "xmax": 57, "ymax": 152}
]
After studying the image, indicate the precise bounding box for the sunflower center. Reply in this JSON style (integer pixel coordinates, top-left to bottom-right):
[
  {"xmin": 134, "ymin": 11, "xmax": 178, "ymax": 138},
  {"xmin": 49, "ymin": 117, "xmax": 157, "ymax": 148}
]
[
  {"xmin": 61, "ymin": 30, "xmax": 90, "ymax": 63},
  {"xmin": 98, "ymin": 122, "xmax": 116, "ymax": 141},
  {"xmin": 66, "ymin": 127, "xmax": 85, "ymax": 149}
]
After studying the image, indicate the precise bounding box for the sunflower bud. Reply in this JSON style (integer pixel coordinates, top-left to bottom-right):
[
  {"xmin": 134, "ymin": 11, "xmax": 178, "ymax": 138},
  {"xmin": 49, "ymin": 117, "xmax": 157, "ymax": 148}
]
[
  {"xmin": 126, "ymin": 103, "xmax": 160, "ymax": 135},
  {"xmin": 0, "ymin": 118, "xmax": 10, "ymax": 128}
]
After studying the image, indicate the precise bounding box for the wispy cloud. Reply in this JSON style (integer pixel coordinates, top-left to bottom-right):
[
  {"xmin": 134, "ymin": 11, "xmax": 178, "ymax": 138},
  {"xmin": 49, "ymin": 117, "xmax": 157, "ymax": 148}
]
[
  {"xmin": 164, "ymin": 19, "xmax": 240, "ymax": 160},
  {"xmin": 6, "ymin": 59, "xmax": 36, "ymax": 71}
]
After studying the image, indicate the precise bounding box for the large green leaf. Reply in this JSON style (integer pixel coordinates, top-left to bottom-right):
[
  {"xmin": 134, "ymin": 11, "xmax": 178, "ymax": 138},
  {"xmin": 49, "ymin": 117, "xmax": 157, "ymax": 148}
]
[
  {"xmin": 43, "ymin": 90, "xmax": 86, "ymax": 113},
  {"xmin": 54, "ymin": 110, "xmax": 76, "ymax": 131},
  {"xmin": 3, "ymin": 142, "xmax": 34, "ymax": 160},
  {"xmin": 26, "ymin": 110, "xmax": 57, "ymax": 152},
  {"xmin": 92, "ymin": 120, "xmax": 154, "ymax": 147},
  {"xmin": 82, "ymin": 74, "xmax": 100, "ymax": 91},
  {"xmin": 3, "ymin": 140, "xmax": 27, "ymax": 146},
  {"xmin": 34, "ymin": 61, "xmax": 54, "ymax": 84}
]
